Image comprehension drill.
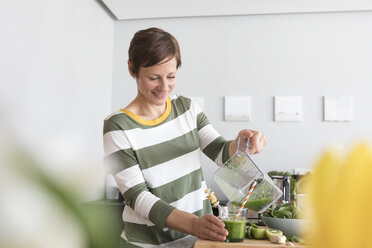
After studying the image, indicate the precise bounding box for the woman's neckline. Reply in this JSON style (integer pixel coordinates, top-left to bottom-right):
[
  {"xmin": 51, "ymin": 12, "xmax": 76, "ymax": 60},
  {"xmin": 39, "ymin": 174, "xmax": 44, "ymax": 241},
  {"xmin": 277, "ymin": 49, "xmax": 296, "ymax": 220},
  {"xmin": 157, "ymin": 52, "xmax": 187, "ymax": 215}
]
[{"xmin": 120, "ymin": 97, "xmax": 171, "ymax": 126}]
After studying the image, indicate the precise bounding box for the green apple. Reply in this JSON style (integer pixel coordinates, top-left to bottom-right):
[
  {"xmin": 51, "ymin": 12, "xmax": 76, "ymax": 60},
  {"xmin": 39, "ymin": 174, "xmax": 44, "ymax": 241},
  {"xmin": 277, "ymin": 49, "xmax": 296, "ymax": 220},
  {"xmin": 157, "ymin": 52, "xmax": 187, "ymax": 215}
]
[
  {"xmin": 266, "ymin": 228, "xmax": 283, "ymax": 239},
  {"xmin": 251, "ymin": 226, "xmax": 267, "ymax": 239}
]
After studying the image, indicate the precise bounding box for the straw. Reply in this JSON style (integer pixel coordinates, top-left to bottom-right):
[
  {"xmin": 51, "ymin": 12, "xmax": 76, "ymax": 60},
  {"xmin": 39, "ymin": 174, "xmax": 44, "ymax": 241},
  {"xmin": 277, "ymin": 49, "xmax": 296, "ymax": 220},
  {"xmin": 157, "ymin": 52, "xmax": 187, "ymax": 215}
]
[
  {"xmin": 233, "ymin": 204, "xmax": 236, "ymax": 219},
  {"xmin": 234, "ymin": 181, "xmax": 257, "ymax": 220}
]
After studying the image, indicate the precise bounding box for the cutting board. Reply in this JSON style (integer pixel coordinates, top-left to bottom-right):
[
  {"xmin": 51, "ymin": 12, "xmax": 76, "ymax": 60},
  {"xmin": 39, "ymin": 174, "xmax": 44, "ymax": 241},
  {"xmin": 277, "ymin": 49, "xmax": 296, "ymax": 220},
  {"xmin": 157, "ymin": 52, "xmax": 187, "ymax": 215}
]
[{"xmin": 193, "ymin": 239, "xmax": 305, "ymax": 248}]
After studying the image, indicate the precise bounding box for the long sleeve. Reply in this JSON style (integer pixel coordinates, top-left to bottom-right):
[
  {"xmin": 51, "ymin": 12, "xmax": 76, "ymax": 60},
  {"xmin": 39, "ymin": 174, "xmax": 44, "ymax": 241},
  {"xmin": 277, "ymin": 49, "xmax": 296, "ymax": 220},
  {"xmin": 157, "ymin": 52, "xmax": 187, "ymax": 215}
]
[
  {"xmin": 188, "ymin": 100, "xmax": 232, "ymax": 166},
  {"xmin": 103, "ymin": 119, "xmax": 175, "ymax": 228}
]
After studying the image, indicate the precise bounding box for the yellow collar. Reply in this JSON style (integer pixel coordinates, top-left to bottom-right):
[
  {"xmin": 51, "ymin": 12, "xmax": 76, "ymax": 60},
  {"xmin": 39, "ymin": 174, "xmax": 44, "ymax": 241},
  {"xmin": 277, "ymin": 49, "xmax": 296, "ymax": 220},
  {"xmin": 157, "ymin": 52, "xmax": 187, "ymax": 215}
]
[{"xmin": 120, "ymin": 97, "xmax": 171, "ymax": 126}]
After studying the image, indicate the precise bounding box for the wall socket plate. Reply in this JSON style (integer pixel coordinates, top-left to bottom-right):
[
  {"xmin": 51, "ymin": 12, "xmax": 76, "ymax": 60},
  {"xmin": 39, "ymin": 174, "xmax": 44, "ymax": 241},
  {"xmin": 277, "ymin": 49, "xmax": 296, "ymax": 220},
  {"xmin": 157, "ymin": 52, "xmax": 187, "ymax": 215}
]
[
  {"xmin": 324, "ymin": 96, "xmax": 353, "ymax": 122},
  {"xmin": 224, "ymin": 96, "xmax": 251, "ymax": 121},
  {"xmin": 274, "ymin": 96, "xmax": 302, "ymax": 122}
]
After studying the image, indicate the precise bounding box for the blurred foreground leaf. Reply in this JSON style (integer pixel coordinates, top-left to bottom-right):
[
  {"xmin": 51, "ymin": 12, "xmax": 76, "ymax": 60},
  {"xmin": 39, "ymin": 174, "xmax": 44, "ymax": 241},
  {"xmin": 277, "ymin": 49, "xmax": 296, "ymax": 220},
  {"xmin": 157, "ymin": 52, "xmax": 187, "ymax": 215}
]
[
  {"xmin": 309, "ymin": 143, "xmax": 372, "ymax": 248},
  {"xmin": 4, "ymin": 143, "xmax": 120, "ymax": 248}
]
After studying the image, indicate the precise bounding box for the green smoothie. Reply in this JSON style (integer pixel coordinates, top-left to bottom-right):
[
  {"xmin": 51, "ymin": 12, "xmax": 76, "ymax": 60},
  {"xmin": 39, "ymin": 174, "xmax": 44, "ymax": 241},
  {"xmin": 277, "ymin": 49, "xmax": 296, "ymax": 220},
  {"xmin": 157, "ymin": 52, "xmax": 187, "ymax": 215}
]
[
  {"xmin": 233, "ymin": 198, "xmax": 274, "ymax": 212},
  {"xmin": 223, "ymin": 219, "xmax": 247, "ymax": 242},
  {"xmin": 244, "ymin": 198, "xmax": 274, "ymax": 212}
]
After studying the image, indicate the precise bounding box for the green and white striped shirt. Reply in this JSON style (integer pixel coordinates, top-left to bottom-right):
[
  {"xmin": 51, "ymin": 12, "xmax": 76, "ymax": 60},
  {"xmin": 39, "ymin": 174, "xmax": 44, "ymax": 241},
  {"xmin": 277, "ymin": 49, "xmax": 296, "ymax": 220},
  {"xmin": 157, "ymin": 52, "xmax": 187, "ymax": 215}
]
[{"xmin": 103, "ymin": 95, "xmax": 231, "ymax": 247}]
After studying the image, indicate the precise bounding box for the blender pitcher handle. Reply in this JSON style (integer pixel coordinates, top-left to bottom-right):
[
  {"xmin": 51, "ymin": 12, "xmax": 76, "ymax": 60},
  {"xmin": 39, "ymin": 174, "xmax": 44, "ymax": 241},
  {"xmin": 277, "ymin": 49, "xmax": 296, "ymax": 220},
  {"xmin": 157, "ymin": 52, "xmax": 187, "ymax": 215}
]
[
  {"xmin": 245, "ymin": 138, "xmax": 250, "ymax": 154},
  {"xmin": 236, "ymin": 137, "xmax": 251, "ymax": 155},
  {"xmin": 238, "ymin": 137, "xmax": 265, "ymax": 184}
]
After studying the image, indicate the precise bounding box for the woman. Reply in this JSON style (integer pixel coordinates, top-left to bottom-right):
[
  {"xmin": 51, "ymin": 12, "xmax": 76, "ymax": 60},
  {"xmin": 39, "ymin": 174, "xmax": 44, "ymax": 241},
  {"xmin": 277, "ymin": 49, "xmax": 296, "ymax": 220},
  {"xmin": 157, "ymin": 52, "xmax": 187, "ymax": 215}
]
[{"xmin": 103, "ymin": 27, "xmax": 266, "ymax": 247}]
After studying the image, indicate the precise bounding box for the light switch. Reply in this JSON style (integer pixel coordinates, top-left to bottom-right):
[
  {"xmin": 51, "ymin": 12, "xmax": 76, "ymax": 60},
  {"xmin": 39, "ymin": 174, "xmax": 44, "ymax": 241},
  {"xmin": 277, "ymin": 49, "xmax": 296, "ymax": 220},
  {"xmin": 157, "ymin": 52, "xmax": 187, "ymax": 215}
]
[
  {"xmin": 324, "ymin": 96, "xmax": 353, "ymax": 122},
  {"xmin": 274, "ymin": 96, "xmax": 302, "ymax": 122},
  {"xmin": 190, "ymin": 96, "xmax": 204, "ymax": 110},
  {"xmin": 224, "ymin": 96, "xmax": 251, "ymax": 121}
]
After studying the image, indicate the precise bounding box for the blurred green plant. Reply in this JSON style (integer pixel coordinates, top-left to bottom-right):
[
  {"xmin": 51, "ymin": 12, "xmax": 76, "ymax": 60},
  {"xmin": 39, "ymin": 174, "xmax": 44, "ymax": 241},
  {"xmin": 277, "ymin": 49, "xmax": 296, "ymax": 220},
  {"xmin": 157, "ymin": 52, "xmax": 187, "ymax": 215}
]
[{"xmin": 3, "ymin": 143, "xmax": 120, "ymax": 248}]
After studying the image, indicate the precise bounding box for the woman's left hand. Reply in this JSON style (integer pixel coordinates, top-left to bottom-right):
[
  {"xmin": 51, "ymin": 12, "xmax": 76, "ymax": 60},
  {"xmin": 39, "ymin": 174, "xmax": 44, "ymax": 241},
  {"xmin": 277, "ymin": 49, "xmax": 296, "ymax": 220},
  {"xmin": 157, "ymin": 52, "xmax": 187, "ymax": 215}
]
[{"xmin": 229, "ymin": 129, "xmax": 267, "ymax": 156}]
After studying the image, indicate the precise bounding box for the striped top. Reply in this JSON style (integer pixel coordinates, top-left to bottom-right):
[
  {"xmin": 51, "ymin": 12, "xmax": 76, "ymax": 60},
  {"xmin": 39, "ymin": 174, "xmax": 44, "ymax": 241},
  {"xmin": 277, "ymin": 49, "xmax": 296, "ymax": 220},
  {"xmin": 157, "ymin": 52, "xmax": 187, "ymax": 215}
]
[{"xmin": 103, "ymin": 95, "xmax": 231, "ymax": 247}]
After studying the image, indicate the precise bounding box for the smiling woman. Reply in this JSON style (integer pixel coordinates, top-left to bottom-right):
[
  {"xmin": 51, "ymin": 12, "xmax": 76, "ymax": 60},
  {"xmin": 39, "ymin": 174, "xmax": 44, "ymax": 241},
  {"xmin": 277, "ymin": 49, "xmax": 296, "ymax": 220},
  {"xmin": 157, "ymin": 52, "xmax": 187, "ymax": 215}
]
[
  {"xmin": 103, "ymin": 27, "xmax": 267, "ymax": 248},
  {"xmin": 125, "ymin": 28, "xmax": 181, "ymax": 120},
  {"xmin": 126, "ymin": 57, "xmax": 178, "ymax": 118}
]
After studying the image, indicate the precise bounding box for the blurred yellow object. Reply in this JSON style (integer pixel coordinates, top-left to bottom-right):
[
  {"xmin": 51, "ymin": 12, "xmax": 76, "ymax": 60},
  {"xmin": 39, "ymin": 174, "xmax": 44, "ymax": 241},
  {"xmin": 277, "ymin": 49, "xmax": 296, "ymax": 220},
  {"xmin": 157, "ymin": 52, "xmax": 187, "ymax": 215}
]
[{"xmin": 308, "ymin": 143, "xmax": 372, "ymax": 248}]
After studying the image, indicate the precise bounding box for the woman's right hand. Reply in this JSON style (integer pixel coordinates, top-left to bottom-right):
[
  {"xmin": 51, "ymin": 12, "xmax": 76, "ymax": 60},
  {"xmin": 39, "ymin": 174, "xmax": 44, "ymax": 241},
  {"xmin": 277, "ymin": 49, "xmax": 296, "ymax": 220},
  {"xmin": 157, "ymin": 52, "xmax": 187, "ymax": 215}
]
[{"xmin": 191, "ymin": 214, "xmax": 228, "ymax": 241}]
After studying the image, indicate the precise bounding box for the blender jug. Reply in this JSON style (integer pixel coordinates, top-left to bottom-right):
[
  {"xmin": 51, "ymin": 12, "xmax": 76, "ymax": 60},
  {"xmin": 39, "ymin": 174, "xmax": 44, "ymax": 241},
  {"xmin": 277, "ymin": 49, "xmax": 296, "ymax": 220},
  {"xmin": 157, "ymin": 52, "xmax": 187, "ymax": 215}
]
[{"xmin": 214, "ymin": 138, "xmax": 283, "ymax": 213}]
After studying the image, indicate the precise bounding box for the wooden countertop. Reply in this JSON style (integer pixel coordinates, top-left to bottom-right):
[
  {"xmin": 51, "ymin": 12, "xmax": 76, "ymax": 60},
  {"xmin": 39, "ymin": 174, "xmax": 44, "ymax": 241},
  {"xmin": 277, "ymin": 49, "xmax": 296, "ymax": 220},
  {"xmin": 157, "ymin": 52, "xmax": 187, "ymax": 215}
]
[{"xmin": 194, "ymin": 239, "xmax": 305, "ymax": 248}]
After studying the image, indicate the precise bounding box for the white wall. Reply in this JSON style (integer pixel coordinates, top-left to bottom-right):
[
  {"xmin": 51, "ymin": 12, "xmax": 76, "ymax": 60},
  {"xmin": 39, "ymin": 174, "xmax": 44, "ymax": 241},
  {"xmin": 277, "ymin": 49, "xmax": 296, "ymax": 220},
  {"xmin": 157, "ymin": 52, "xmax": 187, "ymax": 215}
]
[
  {"xmin": 112, "ymin": 11, "xmax": 372, "ymax": 200},
  {"xmin": 0, "ymin": 0, "xmax": 114, "ymax": 200}
]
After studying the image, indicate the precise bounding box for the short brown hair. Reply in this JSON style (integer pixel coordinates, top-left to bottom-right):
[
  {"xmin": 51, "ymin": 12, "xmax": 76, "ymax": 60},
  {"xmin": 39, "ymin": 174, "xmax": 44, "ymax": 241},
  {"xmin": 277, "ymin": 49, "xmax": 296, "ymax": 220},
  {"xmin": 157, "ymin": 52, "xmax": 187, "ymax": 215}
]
[{"xmin": 128, "ymin": 27, "xmax": 181, "ymax": 77}]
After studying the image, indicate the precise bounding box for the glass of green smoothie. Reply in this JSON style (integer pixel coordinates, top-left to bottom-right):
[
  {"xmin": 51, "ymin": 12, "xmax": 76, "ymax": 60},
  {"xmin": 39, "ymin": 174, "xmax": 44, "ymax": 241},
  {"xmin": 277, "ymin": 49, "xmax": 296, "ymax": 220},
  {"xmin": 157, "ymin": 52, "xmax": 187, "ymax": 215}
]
[{"xmin": 220, "ymin": 208, "xmax": 247, "ymax": 242}]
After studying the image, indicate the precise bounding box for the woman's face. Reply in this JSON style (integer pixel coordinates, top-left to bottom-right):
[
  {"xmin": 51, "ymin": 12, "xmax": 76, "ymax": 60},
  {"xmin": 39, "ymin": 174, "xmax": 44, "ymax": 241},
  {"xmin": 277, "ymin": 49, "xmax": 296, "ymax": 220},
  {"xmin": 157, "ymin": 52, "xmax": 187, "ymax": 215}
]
[{"xmin": 134, "ymin": 57, "xmax": 177, "ymax": 106}]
